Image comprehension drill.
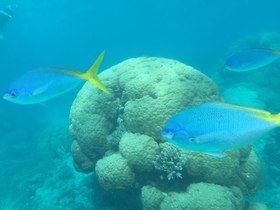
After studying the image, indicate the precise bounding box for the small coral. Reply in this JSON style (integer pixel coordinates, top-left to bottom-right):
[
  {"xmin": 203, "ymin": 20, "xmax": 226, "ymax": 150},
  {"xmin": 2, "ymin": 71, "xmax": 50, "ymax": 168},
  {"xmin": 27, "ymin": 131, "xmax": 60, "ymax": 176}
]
[{"xmin": 152, "ymin": 143, "xmax": 187, "ymax": 180}]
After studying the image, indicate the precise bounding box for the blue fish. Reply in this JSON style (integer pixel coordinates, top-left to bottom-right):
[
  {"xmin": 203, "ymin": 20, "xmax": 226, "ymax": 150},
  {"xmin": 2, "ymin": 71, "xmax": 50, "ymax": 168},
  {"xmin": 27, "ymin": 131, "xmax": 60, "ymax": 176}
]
[
  {"xmin": 3, "ymin": 51, "xmax": 110, "ymax": 104},
  {"xmin": 162, "ymin": 102, "xmax": 280, "ymax": 158},
  {"xmin": 225, "ymin": 48, "xmax": 280, "ymax": 72}
]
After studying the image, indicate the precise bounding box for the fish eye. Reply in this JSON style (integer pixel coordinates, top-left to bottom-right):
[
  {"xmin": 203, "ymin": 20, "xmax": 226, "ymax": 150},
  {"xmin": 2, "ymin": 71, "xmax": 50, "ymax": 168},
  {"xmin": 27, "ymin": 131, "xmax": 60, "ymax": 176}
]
[
  {"xmin": 10, "ymin": 92, "xmax": 17, "ymax": 97},
  {"xmin": 226, "ymin": 63, "xmax": 232, "ymax": 67}
]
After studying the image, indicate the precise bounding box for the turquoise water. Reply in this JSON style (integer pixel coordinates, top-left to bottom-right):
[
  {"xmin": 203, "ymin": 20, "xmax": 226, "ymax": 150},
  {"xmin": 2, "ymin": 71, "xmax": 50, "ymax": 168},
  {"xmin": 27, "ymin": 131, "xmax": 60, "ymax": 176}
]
[{"xmin": 1, "ymin": 0, "xmax": 280, "ymax": 209}]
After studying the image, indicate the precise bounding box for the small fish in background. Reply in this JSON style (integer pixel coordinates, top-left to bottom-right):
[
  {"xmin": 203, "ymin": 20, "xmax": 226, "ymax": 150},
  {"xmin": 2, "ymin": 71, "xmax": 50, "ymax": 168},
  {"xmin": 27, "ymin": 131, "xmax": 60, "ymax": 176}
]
[
  {"xmin": 162, "ymin": 102, "xmax": 280, "ymax": 158},
  {"xmin": 225, "ymin": 48, "xmax": 280, "ymax": 72},
  {"xmin": 3, "ymin": 51, "xmax": 110, "ymax": 105}
]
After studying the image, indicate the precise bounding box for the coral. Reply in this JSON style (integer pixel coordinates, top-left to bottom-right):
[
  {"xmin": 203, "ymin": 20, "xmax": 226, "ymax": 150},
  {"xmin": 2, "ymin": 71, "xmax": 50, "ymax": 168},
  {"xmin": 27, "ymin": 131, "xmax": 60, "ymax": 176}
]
[
  {"xmin": 160, "ymin": 183, "xmax": 245, "ymax": 210},
  {"xmin": 95, "ymin": 153, "xmax": 135, "ymax": 190},
  {"xmin": 184, "ymin": 146, "xmax": 261, "ymax": 195},
  {"xmin": 141, "ymin": 185, "xmax": 165, "ymax": 210},
  {"xmin": 238, "ymin": 148, "xmax": 262, "ymax": 195},
  {"xmin": 33, "ymin": 154, "xmax": 96, "ymax": 209},
  {"xmin": 247, "ymin": 202, "xmax": 269, "ymax": 210},
  {"xmin": 69, "ymin": 88, "xmax": 117, "ymax": 172},
  {"xmin": 119, "ymin": 132, "xmax": 159, "ymax": 172},
  {"xmin": 36, "ymin": 123, "xmax": 71, "ymax": 161},
  {"xmin": 152, "ymin": 142, "xmax": 187, "ymax": 180},
  {"xmin": 69, "ymin": 56, "xmax": 220, "ymax": 173}
]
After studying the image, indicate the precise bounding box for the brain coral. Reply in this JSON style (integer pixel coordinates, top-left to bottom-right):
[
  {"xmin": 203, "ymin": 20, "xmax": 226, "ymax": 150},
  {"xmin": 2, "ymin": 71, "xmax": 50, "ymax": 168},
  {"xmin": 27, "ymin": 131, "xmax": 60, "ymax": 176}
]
[
  {"xmin": 119, "ymin": 132, "xmax": 160, "ymax": 172},
  {"xmin": 69, "ymin": 56, "xmax": 221, "ymax": 172},
  {"xmin": 95, "ymin": 153, "xmax": 135, "ymax": 190},
  {"xmin": 183, "ymin": 144, "xmax": 261, "ymax": 195},
  {"xmin": 160, "ymin": 183, "xmax": 244, "ymax": 210},
  {"xmin": 141, "ymin": 185, "xmax": 165, "ymax": 210}
]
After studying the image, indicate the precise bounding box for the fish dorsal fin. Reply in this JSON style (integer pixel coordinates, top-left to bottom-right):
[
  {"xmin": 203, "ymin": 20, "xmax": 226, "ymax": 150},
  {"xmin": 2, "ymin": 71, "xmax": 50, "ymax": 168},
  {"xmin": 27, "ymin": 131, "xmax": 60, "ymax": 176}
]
[
  {"xmin": 220, "ymin": 102, "xmax": 280, "ymax": 124},
  {"xmin": 31, "ymin": 81, "xmax": 53, "ymax": 96}
]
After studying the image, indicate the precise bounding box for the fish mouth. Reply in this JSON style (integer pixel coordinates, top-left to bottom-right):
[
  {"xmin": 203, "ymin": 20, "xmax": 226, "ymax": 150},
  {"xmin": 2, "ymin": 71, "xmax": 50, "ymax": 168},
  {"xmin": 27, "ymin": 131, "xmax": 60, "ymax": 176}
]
[{"xmin": 162, "ymin": 130, "xmax": 174, "ymax": 139}]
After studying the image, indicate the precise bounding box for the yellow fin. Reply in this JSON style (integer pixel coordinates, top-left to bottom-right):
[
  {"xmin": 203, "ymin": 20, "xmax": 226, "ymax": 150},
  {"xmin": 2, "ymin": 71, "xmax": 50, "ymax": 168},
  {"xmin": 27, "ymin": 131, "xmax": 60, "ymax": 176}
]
[
  {"xmin": 271, "ymin": 49, "xmax": 280, "ymax": 55},
  {"xmin": 224, "ymin": 103, "xmax": 280, "ymax": 124},
  {"xmin": 55, "ymin": 51, "xmax": 110, "ymax": 94}
]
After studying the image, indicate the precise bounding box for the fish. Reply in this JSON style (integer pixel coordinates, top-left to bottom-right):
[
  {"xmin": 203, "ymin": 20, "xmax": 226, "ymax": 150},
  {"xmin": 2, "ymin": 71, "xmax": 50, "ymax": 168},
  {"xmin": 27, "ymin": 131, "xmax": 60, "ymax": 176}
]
[
  {"xmin": 224, "ymin": 48, "xmax": 280, "ymax": 72},
  {"xmin": 3, "ymin": 50, "xmax": 110, "ymax": 105},
  {"xmin": 162, "ymin": 102, "xmax": 280, "ymax": 158}
]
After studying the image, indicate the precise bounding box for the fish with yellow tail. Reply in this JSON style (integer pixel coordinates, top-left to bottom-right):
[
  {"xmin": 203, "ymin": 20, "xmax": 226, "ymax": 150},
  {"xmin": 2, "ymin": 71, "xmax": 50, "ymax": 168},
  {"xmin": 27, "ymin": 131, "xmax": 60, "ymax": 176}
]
[
  {"xmin": 3, "ymin": 51, "xmax": 110, "ymax": 105},
  {"xmin": 162, "ymin": 102, "xmax": 280, "ymax": 158},
  {"xmin": 225, "ymin": 48, "xmax": 280, "ymax": 72}
]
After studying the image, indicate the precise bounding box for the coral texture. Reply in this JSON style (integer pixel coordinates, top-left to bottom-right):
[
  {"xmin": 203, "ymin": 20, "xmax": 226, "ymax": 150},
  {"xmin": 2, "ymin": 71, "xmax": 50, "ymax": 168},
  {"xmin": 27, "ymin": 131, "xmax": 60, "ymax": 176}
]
[
  {"xmin": 119, "ymin": 132, "xmax": 159, "ymax": 172},
  {"xmin": 184, "ymin": 145, "xmax": 261, "ymax": 195},
  {"xmin": 160, "ymin": 183, "xmax": 244, "ymax": 210},
  {"xmin": 95, "ymin": 153, "xmax": 135, "ymax": 190},
  {"xmin": 141, "ymin": 185, "xmax": 165, "ymax": 210}
]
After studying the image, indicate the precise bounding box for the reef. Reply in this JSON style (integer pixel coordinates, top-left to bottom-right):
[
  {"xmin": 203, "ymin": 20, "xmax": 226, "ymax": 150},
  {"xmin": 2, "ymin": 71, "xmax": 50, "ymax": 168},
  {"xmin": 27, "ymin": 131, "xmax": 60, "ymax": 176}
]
[{"xmin": 69, "ymin": 56, "xmax": 265, "ymax": 209}]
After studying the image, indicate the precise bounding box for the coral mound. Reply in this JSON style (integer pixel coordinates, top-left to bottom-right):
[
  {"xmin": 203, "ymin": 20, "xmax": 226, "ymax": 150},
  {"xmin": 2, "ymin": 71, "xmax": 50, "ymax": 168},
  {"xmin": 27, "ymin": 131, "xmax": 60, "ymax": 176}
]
[
  {"xmin": 69, "ymin": 56, "xmax": 220, "ymax": 173},
  {"xmin": 69, "ymin": 56, "xmax": 264, "ymax": 208}
]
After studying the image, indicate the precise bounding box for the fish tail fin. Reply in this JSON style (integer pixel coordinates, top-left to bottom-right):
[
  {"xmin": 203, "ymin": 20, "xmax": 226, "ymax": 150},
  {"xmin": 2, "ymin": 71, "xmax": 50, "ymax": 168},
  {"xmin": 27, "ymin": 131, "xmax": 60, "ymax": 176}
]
[
  {"xmin": 273, "ymin": 113, "xmax": 280, "ymax": 125},
  {"xmin": 61, "ymin": 51, "xmax": 110, "ymax": 94},
  {"xmin": 82, "ymin": 50, "xmax": 110, "ymax": 94},
  {"xmin": 261, "ymin": 113, "xmax": 280, "ymax": 125}
]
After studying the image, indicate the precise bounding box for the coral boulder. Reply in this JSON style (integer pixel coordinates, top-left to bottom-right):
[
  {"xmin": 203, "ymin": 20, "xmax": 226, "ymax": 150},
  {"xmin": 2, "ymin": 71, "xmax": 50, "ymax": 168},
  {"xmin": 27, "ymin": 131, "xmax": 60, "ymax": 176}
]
[{"xmin": 69, "ymin": 56, "xmax": 220, "ymax": 173}]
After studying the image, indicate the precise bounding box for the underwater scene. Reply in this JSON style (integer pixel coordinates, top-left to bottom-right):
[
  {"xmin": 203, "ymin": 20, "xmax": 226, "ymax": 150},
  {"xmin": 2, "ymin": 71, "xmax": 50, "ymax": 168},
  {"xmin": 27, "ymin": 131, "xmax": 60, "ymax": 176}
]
[{"xmin": 1, "ymin": 0, "xmax": 280, "ymax": 209}]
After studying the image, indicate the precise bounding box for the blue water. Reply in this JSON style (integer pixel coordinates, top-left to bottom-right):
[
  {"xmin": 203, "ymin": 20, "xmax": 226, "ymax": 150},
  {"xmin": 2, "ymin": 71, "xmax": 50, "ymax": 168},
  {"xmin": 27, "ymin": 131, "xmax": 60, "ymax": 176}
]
[{"xmin": 1, "ymin": 0, "xmax": 280, "ymax": 209}]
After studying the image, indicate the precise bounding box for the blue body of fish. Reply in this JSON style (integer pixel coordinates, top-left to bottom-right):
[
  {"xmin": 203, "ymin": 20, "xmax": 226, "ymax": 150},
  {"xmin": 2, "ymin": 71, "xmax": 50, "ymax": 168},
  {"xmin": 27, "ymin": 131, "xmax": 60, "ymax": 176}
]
[
  {"xmin": 225, "ymin": 48, "xmax": 280, "ymax": 72},
  {"xmin": 162, "ymin": 102, "xmax": 280, "ymax": 157},
  {"xmin": 3, "ymin": 51, "xmax": 110, "ymax": 105},
  {"xmin": 4, "ymin": 68, "xmax": 82, "ymax": 104}
]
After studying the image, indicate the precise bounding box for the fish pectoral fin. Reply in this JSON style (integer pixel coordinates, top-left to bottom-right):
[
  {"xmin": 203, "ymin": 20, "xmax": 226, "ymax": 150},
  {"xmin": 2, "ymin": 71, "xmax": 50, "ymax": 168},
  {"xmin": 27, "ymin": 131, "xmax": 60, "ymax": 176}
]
[
  {"xmin": 32, "ymin": 81, "xmax": 53, "ymax": 96},
  {"xmin": 205, "ymin": 152, "xmax": 225, "ymax": 158}
]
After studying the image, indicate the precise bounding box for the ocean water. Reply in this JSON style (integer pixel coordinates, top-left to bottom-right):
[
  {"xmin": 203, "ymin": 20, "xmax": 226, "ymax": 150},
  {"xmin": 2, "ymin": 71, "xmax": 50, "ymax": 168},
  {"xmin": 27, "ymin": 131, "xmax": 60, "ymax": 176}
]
[{"xmin": 1, "ymin": 0, "xmax": 280, "ymax": 209}]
